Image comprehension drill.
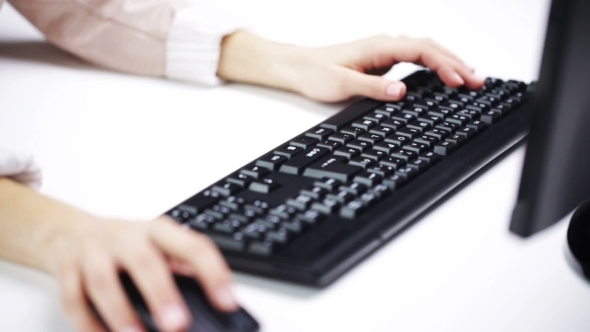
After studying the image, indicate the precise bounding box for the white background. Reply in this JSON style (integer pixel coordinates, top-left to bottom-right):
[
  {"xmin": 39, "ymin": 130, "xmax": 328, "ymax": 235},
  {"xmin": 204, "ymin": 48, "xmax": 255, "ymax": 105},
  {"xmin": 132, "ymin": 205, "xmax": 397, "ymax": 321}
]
[{"xmin": 2, "ymin": 0, "xmax": 590, "ymax": 331}]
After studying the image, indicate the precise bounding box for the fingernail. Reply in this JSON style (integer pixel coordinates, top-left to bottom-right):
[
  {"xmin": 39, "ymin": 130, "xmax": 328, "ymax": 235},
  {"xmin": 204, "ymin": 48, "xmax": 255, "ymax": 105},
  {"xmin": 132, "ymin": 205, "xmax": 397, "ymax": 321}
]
[
  {"xmin": 452, "ymin": 72, "xmax": 465, "ymax": 85},
  {"xmin": 465, "ymin": 63, "xmax": 476, "ymax": 71},
  {"xmin": 386, "ymin": 82, "xmax": 405, "ymax": 97},
  {"xmin": 160, "ymin": 304, "xmax": 189, "ymax": 330},
  {"xmin": 473, "ymin": 73, "xmax": 486, "ymax": 83},
  {"xmin": 217, "ymin": 285, "xmax": 239, "ymax": 311}
]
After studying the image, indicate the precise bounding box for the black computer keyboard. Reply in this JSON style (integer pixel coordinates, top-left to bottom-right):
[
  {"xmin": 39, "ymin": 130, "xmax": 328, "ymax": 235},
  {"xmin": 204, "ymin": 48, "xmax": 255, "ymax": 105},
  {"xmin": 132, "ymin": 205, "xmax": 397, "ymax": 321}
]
[{"xmin": 166, "ymin": 69, "xmax": 534, "ymax": 287}]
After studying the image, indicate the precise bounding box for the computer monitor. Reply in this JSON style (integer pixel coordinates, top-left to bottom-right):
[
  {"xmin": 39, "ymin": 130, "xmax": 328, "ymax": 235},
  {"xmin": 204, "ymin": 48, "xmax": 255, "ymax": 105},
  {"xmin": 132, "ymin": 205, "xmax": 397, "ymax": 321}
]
[{"xmin": 509, "ymin": 0, "xmax": 590, "ymax": 274}]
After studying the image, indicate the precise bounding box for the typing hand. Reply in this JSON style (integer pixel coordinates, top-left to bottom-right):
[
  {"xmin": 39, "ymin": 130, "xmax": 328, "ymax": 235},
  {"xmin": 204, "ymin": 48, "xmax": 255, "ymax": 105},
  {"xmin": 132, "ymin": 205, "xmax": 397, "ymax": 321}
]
[
  {"xmin": 219, "ymin": 32, "xmax": 485, "ymax": 103},
  {"xmin": 52, "ymin": 216, "xmax": 237, "ymax": 332},
  {"xmin": 297, "ymin": 35, "xmax": 486, "ymax": 102}
]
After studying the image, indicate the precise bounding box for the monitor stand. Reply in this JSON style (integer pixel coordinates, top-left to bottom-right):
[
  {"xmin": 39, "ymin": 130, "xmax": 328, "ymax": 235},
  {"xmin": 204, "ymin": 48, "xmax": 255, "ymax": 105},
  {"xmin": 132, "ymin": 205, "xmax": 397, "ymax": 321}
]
[{"xmin": 566, "ymin": 198, "xmax": 590, "ymax": 282}]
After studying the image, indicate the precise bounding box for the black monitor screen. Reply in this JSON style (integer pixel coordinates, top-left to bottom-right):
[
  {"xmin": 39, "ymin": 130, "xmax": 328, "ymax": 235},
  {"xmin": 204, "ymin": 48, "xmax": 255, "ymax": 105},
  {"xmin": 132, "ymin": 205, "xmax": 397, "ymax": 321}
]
[{"xmin": 510, "ymin": 0, "xmax": 590, "ymax": 237}]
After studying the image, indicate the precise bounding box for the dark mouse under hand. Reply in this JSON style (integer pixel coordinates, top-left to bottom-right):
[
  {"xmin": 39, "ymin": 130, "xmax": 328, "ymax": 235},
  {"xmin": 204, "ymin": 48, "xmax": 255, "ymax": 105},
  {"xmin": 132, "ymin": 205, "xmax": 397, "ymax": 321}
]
[{"xmin": 92, "ymin": 273, "xmax": 259, "ymax": 332}]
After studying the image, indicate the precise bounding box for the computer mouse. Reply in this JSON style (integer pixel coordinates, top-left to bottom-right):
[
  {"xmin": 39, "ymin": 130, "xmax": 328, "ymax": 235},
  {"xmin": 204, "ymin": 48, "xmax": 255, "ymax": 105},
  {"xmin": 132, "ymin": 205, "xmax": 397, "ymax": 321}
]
[{"xmin": 92, "ymin": 273, "xmax": 260, "ymax": 332}]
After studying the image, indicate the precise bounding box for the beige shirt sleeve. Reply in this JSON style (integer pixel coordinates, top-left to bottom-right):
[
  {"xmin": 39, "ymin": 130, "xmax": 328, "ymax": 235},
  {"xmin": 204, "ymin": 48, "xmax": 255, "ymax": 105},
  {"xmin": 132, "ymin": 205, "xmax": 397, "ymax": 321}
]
[{"xmin": 6, "ymin": 0, "xmax": 247, "ymax": 85}]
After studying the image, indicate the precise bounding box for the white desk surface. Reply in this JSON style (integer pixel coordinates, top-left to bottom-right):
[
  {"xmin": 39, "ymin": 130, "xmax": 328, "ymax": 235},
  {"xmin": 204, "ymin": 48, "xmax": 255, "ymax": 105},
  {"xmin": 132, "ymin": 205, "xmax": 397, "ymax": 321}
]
[{"xmin": 2, "ymin": 0, "xmax": 590, "ymax": 331}]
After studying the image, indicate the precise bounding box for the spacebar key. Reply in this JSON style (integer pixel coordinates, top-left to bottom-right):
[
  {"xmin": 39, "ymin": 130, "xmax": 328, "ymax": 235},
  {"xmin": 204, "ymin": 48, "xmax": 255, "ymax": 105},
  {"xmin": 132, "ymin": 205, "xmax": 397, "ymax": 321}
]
[
  {"xmin": 320, "ymin": 99, "xmax": 382, "ymax": 131},
  {"xmin": 303, "ymin": 156, "xmax": 363, "ymax": 182}
]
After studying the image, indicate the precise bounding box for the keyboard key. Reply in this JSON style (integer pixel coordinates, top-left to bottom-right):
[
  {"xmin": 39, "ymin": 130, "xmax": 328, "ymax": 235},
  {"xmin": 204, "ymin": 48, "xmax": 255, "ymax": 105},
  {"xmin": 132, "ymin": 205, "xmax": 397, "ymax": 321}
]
[
  {"xmin": 445, "ymin": 134, "xmax": 467, "ymax": 146},
  {"xmin": 286, "ymin": 194, "xmax": 314, "ymax": 210},
  {"xmin": 326, "ymin": 190, "xmax": 356, "ymax": 204},
  {"xmin": 339, "ymin": 181, "xmax": 367, "ymax": 195},
  {"xmin": 384, "ymin": 135, "xmax": 411, "ymax": 146},
  {"xmin": 402, "ymin": 142, "xmax": 429, "ymax": 154},
  {"xmin": 407, "ymin": 158, "xmax": 430, "ymax": 172},
  {"xmin": 208, "ymin": 233, "xmax": 246, "ymax": 251},
  {"xmin": 382, "ymin": 174, "xmax": 406, "ymax": 190},
  {"xmin": 249, "ymin": 178, "xmax": 280, "ymax": 194},
  {"xmin": 311, "ymin": 197, "xmax": 341, "ymax": 214},
  {"xmin": 328, "ymin": 133, "xmax": 355, "ymax": 144},
  {"xmin": 316, "ymin": 139, "xmax": 342, "ymax": 151},
  {"xmin": 379, "ymin": 157, "xmax": 406, "ymax": 169},
  {"xmin": 369, "ymin": 126, "xmax": 395, "ymax": 137},
  {"xmin": 358, "ymin": 133, "xmax": 383, "ymax": 144},
  {"xmin": 269, "ymin": 204, "xmax": 298, "ymax": 219},
  {"xmin": 340, "ymin": 200, "xmax": 365, "ymax": 219},
  {"xmin": 347, "ymin": 139, "xmax": 372, "ymax": 152},
  {"xmin": 380, "ymin": 118, "xmax": 406, "ymax": 130},
  {"xmin": 296, "ymin": 210, "xmax": 324, "ymax": 223},
  {"xmin": 354, "ymin": 171, "xmax": 383, "ymax": 186},
  {"xmin": 303, "ymin": 156, "xmax": 363, "ymax": 182},
  {"xmin": 395, "ymin": 167, "xmax": 419, "ymax": 180},
  {"xmin": 373, "ymin": 141, "xmax": 400, "ymax": 154},
  {"xmin": 249, "ymin": 238, "xmax": 278, "ymax": 255},
  {"xmin": 305, "ymin": 127, "xmax": 334, "ymax": 140},
  {"xmin": 279, "ymin": 146, "xmax": 329, "ymax": 175},
  {"xmin": 333, "ymin": 147, "xmax": 361, "ymax": 159},
  {"xmin": 349, "ymin": 156, "xmax": 375, "ymax": 169},
  {"xmin": 414, "ymin": 135, "xmax": 439, "ymax": 147},
  {"xmin": 397, "ymin": 127, "xmax": 422, "ymax": 139},
  {"xmin": 364, "ymin": 111, "xmax": 389, "ymax": 122},
  {"xmin": 351, "ymin": 119, "xmax": 378, "ymax": 130},
  {"xmin": 455, "ymin": 127, "xmax": 476, "ymax": 139},
  {"xmin": 366, "ymin": 164, "xmax": 395, "ymax": 177},
  {"xmin": 255, "ymin": 153, "xmax": 287, "ymax": 171},
  {"xmin": 182, "ymin": 190, "xmax": 221, "ymax": 214},
  {"xmin": 274, "ymin": 144, "xmax": 303, "ymax": 159},
  {"xmin": 212, "ymin": 182, "xmax": 242, "ymax": 197},
  {"xmin": 433, "ymin": 141, "xmax": 456, "ymax": 155},
  {"xmin": 241, "ymin": 164, "xmax": 270, "ymax": 179},
  {"xmin": 418, "ymin": 151, "xmax": 442, "ymax": 164},
  {"xmin": 480, "ymin": 109, "xmax": 502, "ymax": 124},
  {"xmin": 300, "ymin": 185, "xmax": 330, "ymax": 199},
  {"xmin": 369, "ymin": 184, "xmax": 391, "ymax": 198},
  {"xmin": 320, "ymin": 99, "xmax": 381, "ymax": 131},
  {"xmin": 466, "ymin": 120, "xmax": 488, "ymax": 132},
  {"xmin": 226, "ymin": 172, "xmax": 255, "ymax": 187},
  {"xmin": 314, "ymin": 178, "xmax": 342, "ymax": 191},
  {"xmin": 290, "ymin": 136, "xmax": 319, "ymax": 149},
  {"xmin": 340, "ymin": 126, "xmax": 365, "ymax": 138},
  {"xmin": 361, "ymin": 149, "xmax": 388, "ymax": 161},
  {"xmin": 391, "ymin": 149, "xmax": 417, "ymax": 162}
]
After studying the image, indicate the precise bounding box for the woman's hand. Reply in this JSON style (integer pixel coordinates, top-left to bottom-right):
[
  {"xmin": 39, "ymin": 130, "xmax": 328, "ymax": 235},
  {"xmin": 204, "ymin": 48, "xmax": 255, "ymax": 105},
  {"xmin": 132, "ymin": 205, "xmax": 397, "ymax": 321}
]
[
  {"xmin": 218, "ymin": 32, "xmax": 485, "ymax": 102},
  {"xmin": 51, "ymin": 216, "xmax": 237, "ymax": 332}
]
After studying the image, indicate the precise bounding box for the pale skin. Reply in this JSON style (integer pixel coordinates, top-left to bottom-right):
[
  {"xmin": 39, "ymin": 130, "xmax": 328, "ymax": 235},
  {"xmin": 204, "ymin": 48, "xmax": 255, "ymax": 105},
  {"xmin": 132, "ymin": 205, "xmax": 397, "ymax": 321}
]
[{"xmin": 0, "ymin": 31, "xmax": 484, "ymax": 332}]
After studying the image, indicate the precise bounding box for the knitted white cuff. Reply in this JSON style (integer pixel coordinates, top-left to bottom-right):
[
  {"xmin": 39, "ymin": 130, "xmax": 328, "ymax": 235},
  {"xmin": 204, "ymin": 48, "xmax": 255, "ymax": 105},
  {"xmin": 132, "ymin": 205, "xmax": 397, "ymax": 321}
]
[
  {"xmin": 166, "ymin": 3, "xmax": 250, "ymax": 86},
  {"xmin": 0, "ymin": 149, "xmax": 42, "ymax": 190}
]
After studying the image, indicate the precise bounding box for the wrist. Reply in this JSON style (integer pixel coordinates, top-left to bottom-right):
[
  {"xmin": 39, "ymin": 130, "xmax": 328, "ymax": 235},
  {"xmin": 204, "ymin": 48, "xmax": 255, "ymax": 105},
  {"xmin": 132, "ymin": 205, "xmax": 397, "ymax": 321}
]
[
  {"xmin": 42, "ymin": 213, "xmax": 99, "ymax": 276},
  {"xmin": 217, "ymin": 31, "xmax": 312, "ymax": 94}
]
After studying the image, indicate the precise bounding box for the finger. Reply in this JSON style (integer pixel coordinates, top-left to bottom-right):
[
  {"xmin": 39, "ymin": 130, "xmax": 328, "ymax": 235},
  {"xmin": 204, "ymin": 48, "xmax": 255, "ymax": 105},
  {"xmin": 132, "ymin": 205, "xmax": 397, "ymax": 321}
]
[
  {"xmin": 118, "ymin": 241, "xmax": 190, "ymax": 332},
  {"xmin": 149, "ymin": 217, "xmax": 238, "ymax": 312},
  {"xmin": 452, "ymin": 63, "xmax": 486, "ymax": 90},
  {"xmin": 421, "ymin": 38, "xmax": 468, "ymax": 69},
  {"xmin": 340, "ymin": 70, "xmax": 407, "ymax": 101},
  {"xmin": 386, "ymin": 38, "xmax": 484, "ymax": 88},
  {"xmin": 168, "ymin": 257, "xmax": 194, "ymax": 276},
  {"xmin": 58, "ymin": 262, "xmax": 106, "ymax": 332},
  {"xmin": 82, "ymin": 252, "xmax": 144, "ymax": 332}
]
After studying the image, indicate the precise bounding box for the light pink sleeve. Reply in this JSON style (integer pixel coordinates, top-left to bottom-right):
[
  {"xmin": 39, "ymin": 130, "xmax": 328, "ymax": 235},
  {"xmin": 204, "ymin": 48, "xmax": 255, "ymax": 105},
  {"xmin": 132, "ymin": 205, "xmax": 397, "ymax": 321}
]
[{"xmin": 7, "ymin": 0, "xmax": 247, "ymax": 85}]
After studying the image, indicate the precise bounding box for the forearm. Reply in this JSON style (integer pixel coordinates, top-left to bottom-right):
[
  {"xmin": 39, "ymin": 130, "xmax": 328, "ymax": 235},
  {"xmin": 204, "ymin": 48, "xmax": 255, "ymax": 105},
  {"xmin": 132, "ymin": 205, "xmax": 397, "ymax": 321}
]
[
  {"xmin": 0, "ymin": 178, "xmax": 93, "ymax": 275},
  {"xmin": 217, "ymin": 31, "xmax": 312, "ymax": 94}
]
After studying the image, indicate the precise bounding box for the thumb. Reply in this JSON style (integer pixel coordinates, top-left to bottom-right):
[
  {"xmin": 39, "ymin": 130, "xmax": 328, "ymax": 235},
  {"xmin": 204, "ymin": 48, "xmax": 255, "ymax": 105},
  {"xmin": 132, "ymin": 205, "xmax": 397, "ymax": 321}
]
[{"xmin": 343, "ymin": 71, "xmax": 407, "ymax": 101}]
